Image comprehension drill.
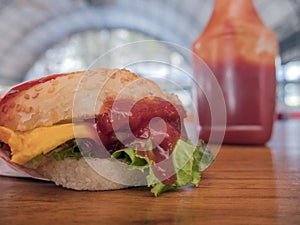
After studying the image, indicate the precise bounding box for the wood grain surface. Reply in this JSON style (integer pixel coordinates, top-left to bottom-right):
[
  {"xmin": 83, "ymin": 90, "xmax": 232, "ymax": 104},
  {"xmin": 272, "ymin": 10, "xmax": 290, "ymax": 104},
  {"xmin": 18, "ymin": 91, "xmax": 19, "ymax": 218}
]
[{"xmin": 0, "ymin": 120, "xmax": 300, "ymax": 225}]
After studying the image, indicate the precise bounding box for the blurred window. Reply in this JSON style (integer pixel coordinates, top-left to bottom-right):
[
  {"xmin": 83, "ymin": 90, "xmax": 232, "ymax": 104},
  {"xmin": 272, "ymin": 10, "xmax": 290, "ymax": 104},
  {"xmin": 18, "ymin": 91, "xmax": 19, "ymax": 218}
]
[
  {"xmin": 26, "ymin": 29, "xmax": 152, "ymax": 80},
  {"xmin": 277, "ymin": 60, "xmax": 300, "ymax": 115},
  {"xmin": 284, "ymin": 61, "xmax": 300, "ymax": 82}
]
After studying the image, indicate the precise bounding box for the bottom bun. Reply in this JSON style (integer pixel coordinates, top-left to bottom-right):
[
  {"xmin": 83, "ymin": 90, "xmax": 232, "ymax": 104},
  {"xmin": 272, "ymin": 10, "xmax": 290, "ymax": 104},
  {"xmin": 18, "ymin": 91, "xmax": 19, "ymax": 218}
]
[{"xmin": 37, "ymin": 157, "xmax": 148, "ymax": 191}]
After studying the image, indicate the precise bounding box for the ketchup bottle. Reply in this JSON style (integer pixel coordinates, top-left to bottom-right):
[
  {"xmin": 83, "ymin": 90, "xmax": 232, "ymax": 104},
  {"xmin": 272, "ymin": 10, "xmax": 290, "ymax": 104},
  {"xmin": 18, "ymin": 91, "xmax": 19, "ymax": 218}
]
[{"xmin": 192, "ymin": 0, "xmax": 278, "ymax": 145}]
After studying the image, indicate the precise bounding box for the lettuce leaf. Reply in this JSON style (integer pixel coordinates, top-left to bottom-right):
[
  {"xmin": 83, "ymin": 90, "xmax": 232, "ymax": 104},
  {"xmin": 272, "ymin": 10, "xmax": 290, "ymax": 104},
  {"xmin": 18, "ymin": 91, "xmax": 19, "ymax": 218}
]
[
  {"xmin": 27, "ymin": 154, "xmax": 45, "ymax": 168},
  {"xmin": 112, "ymin": 139, "xmax": 214, "ymax": 196},
  {"xmin": 51, "ymin": 140, "xmax": 83, "ymax": 161},
  {"xmin": 27, "ymin": 140, "xmax": 82, "ymax": 168},
  {"xmin": 198, "ymin": 140, "xmax": 215, "ymax": 172}
]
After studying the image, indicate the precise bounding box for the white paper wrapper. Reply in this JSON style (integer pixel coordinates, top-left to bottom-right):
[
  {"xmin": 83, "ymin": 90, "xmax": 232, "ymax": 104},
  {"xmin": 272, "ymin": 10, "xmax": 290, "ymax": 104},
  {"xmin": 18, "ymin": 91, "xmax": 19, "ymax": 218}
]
[
  {"xmin": 0, "ymin": 150, "xmax": 46, "ymax": 180},
  {"xmin": 0, "ymin": 157, "xmax": 30, "ymax": 177}
]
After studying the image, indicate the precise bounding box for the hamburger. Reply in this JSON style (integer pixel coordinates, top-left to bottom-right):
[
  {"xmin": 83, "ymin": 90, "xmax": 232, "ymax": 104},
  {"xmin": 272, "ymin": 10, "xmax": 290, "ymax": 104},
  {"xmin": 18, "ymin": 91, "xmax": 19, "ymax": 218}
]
[{"xmin": 0, "ymin": 68, "xmax": 214, "ymax": 196}]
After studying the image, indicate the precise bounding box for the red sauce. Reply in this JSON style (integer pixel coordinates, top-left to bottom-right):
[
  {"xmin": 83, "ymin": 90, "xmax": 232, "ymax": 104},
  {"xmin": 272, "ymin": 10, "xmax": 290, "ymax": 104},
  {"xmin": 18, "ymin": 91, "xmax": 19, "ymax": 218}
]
[
  {"xmin": 95, "ymin": 97, "xmax": 187, "ymax": 184},
  {"xmin": 195, "ymin": 59, "xmax": 276, "ymax": 144}
]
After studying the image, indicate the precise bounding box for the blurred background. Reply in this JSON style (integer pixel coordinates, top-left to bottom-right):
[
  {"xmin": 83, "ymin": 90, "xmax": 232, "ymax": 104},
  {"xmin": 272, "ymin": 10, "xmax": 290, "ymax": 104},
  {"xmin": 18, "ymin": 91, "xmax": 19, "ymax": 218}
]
[{"xmin": 0, "ymin": 0, "xmax": 299, "ymax": 119}]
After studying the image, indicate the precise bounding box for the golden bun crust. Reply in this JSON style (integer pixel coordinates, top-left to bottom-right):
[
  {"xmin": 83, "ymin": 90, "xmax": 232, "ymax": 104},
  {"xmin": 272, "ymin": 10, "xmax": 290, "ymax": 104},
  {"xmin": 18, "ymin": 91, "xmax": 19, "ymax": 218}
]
[{"xmin": 0, "ymin": 68, "xmax": 182, "ymax": 131}]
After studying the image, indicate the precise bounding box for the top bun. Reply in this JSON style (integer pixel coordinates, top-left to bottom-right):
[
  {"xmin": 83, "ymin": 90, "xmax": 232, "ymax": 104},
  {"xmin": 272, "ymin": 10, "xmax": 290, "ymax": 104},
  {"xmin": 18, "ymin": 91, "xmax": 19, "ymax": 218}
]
[{"xmin": 0, "ymin": 68, "xmax": 182, "ymax": 132}]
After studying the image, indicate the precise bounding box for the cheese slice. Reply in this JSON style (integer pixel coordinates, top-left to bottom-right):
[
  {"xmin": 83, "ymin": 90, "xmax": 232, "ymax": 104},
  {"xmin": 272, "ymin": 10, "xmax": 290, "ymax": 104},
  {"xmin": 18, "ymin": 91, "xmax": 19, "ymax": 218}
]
[{"xmin": 0, "ymin": 123, "xmax": 95, "ymax": 165}]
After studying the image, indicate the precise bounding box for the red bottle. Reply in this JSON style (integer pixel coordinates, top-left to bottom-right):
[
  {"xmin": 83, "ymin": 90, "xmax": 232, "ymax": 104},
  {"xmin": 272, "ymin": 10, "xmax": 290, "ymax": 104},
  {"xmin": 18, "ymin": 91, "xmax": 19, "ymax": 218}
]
[{"xmin": 192, "ymin": 0, "xmax": 278, "ymax": 145}]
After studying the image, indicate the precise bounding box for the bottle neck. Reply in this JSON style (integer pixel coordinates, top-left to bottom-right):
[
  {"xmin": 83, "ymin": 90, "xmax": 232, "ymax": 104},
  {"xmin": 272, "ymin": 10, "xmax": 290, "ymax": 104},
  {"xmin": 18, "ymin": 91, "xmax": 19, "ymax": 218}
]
[{"xmin": 211, "ymin": 0, "xmax": 261, "ymax": 23}]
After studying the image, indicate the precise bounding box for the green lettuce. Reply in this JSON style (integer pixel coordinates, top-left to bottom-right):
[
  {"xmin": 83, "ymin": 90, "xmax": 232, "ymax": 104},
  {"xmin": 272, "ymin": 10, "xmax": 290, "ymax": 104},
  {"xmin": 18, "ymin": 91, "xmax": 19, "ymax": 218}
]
[
  {"xmin": 112, "ymin": 139, "xmax": 214, "ymax": 196},
  {"xmin": 51, "ymin": 141, "xmax": 82, "ymax": 161},
  {"xmin": 27, "ymin": 154, "xmax": 45, "ymax": 168},
  {"xmin": 27, "ymin": 140, "xmax": 83, "ymax": 168}
]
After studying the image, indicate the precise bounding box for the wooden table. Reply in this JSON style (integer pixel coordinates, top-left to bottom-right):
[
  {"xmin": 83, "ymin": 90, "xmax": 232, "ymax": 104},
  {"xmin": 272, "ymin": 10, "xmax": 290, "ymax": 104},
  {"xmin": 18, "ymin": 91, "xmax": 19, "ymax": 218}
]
[{"xmin": 1, "ymin": 120, "xmax": 300, "ymax": 225}]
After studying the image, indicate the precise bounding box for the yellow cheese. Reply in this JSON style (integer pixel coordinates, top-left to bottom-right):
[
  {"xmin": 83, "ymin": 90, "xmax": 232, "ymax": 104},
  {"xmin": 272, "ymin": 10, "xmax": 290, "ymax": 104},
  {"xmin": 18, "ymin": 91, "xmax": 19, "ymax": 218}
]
[{"xmin": 0, "ymin": 123, "xmax": 95, "ymax": 165}]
